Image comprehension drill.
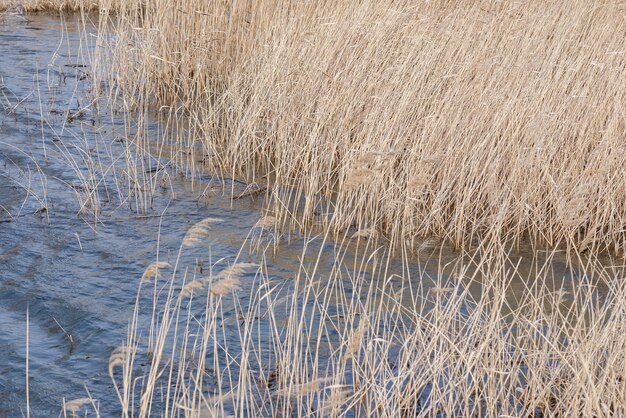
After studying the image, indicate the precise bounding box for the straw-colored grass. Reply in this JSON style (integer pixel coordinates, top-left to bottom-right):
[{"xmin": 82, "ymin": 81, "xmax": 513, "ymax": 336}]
[
  {"xmin": 94, "ymin": 0, "xmax": 626, "ymax": 255},
  {"xmin": 0, "ymin": 0, "xmax": 118, "ymax": 12},
  {"xmin": 181, "ymin": 217, "xmax": 222, "ymax": 247},
  {"xmin": 140, "ymin": 261, "xmax": 170, "ymax": 283},
  {"xmin": 5, "ymin": 2, "xmax": 626, "ymax": 416},
  {"xmin": 106, "ymin": 236, "xmax": 626, "ymax": 417}
]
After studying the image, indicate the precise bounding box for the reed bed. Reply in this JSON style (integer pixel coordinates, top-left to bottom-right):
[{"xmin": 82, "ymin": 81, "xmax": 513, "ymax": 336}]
[
  {"xmin": 0, "ymin": 0, "xmax": 117, "ymax": 12},
  {"xmin": 0, "ymin": 0, "xmax": 87, "ymax": 12},
  {"xmin": 4, "ymin": 2, "xmax": 626, "ymax": 416},
  {"xmin": 92, "ymin": 0, "xmax": 626, "ymax": 255},
  {"xmin": 97, "ymin": 231, "xmax": 626, "ymax": 418}
]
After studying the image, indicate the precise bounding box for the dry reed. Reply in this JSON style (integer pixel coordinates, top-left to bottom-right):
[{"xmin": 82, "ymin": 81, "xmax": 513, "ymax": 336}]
[
  {"xmin": 63, "ymin": 398, "xmax": 94, "ymax": 417},
  {"xmin": 108, "ymin": 345, "xmax": 133, "ymax": 377},
  {"xmin": 210, "ymin": 262, "xmax": 257, "ymax": 296},
  {"xmin": 141, "ymin": 261, "xmax": 170, "ymax": 283},
  {"xmin": 179, "ymin": 280, "xmax": 203, "ymax": 299},
  {"xmin": 182, "ymin": 217, "xmax": 222, "ymax": 247},
  {"xmin": 84, "ymin": 3, "xmax": 626, "ymax": 413},
  {"xmin": 111, "ymin": 238, "xmax": 626, "ymax": 417},
  {"xmin": 253, "ymin": 215, "xmax": 276, "ymax": 229},
  {"xmin": 94, "ymin": 0, "xmax": 626, "ymax": 255}
]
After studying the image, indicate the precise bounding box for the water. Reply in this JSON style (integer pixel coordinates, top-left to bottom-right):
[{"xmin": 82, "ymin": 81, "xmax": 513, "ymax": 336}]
[
  {"xmin": 0, "ymin": 13, "xmax": 289, "ymax": 416},
  {"xmin": 0, "ymin": 12, "xmax": 617, "ymax": 418}
]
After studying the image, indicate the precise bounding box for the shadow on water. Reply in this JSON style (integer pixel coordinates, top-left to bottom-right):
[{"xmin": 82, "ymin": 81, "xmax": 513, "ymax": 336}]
[{"xmin": 0, "ymin": 12, "xmax": 621, "ymax": 417}]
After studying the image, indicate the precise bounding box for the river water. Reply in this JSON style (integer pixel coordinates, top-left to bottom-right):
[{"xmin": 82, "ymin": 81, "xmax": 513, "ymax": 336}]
[
  {"xmin": 0, "ymin": 13, "xmax": 297, "ymax": 416},
  {"xmin": 0, "ymin": 12, "xmax": 615, "ymax": 418}
]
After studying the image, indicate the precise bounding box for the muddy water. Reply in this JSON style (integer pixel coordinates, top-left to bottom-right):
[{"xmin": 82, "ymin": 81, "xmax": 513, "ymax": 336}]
[{"xmin": 0, "ymin": 12, "xmax": 613, "ymax": 417}]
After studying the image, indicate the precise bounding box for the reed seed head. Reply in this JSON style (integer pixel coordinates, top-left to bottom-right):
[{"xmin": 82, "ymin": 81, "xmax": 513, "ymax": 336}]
[
  {"xmin": 276, "ymin": 377, "xmax": 330, "ymax": 397},
  {"xmin": 64, "ymin": 398, "xmax": 93, "ymax": 414},
  {"xmin": 141, "ymin": 261, "xmax": 171, "ymax": 283},
  {"xmin": 182, "ymin": 217, "xmax": 223, "ymax": 247},
  {"xmin": 180, "ymin": 280, "xmax": 204, "ymax": 299},
  {"xmin": 108, "ymin": 345, "xmax": 134, "ymax": 377},
  {"xmin": 254, "ymin": 215, "xmax": 277, "ymax": 228},
  {"xmin": 352, "ymin": 227, "xmax": 378, "ymax": 239},
  {"xmin": 210, "ymin": 263, "xmax": 258, "ymax": 296}
]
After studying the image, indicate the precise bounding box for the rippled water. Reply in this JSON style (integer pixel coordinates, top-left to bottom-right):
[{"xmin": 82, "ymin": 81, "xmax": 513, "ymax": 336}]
[
  {"xmin": 0, "ymin": 13, "xmax": 294, "ymax": 415},
  {"xmin": 0, "ymin": 12, "xmax": 613, "ymax": 417}
]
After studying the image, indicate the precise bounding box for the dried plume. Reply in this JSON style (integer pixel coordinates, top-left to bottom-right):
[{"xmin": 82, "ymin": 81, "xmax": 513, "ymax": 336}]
[
  {"xmin": 141, "ymin": 261, "xmax": 171, "ymax": 283},
  {"xmin": 352, "ymin": 227, "xmax": 378, "ymax": 240},
  {"xmin": 210, "ymin": 263, "xmax": 258, "ymax": 296},
  {"xmin": 180, "ymin": 280, "xmax": 204, "ymax": 299},
  {"xmin": 182, "ymin": 217, "xmax": 223, "ymax": 247},
  {"xmin": 108, "ymin": 345, "xmax": 135, "ymax": 377},
  {"xmin": 428, "ymin": 287, "xmax": 454, "ymax": 295},
  {"xmin": 254, "ymin": 215, "xmax": 277, "ymax": 228},
  {"xmin": 276, "ymin": 377, "xmax": 330, "ymax": 397},
  {"xmin": 344, "ymin": 167, "xmax": 376, "ymax": 190},
  {"xmin": 344, "ymin": 315, "xmax": 368, "ymax": 361},
  {"xmin": 64, "ymin": 398, "xmax": 94, "ymax": 415}
]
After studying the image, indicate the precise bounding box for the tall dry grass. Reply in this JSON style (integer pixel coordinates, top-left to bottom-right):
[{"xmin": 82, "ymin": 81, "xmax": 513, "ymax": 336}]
[
  {"xmin": 76, "ymin": 4, "xmax": 626, "ymax": 415},
  {"xmin": 94, "ymin": 0, "xmax": 626, "ymax": 255},
  {"xmin": 100, "ymin": 229, "xmax": 626, "ymax": 417},
  {"xmin": 0, "ymin": 0, "xmax": 121, "ymax": 12},
  {"xmin": 5, "ymin": 2, "xmax": 626, "ymax": 416}
]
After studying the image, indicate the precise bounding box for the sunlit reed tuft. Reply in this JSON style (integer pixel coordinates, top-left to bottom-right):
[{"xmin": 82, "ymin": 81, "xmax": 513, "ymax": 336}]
[
  {"xmin": 63, "ymin": 398, "xmax": 93, "ymax": 416},
  {"xmin": 182, "ymin": 217, "xmax": 222, "ymax": 247},
  {"xmin": 210, "ymin": 262, "xmax": 257, "ymax": 296},
  {"xmin": 141, "ymin": 261, "xmax": 171, "ymax": 283}
]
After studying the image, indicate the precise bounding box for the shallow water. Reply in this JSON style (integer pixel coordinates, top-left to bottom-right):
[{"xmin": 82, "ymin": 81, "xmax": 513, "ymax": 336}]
[
  {"xmin": 0, "ymin": 12, "xmax": 617, "ymax": 417},
  {"xmin": 0, "ymin": 13, "xmax": 291, "ymax": 415}
]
